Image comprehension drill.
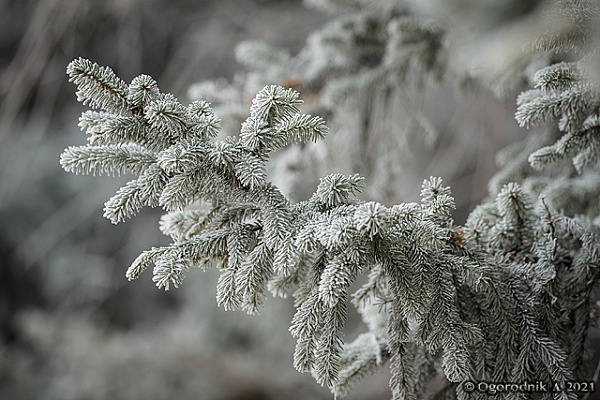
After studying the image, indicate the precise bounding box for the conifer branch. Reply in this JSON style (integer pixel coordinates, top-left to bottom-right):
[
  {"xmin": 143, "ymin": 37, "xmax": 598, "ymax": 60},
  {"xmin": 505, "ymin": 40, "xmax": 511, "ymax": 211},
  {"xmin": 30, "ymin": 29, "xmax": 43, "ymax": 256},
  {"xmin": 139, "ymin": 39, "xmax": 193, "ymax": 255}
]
[
  {"xmin": 62, "ymin": 43, "xmax": 600, "ymax": 399},
  {"xmin": 67, "ymin": 57, "xmax": 130, "ymax": 114}
]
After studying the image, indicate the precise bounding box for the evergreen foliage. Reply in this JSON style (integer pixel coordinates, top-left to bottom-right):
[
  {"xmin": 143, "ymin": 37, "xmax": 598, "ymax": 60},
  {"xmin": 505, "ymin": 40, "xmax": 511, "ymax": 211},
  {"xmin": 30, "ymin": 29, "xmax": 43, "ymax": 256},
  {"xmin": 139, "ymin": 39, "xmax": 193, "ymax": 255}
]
[
  {"xmin": 188, "ymin": 0, "xmax": 450, "ymax": 204},
  {"xmin": 61, "ymin": 1, "xmax": 600, "ymax": 399}
]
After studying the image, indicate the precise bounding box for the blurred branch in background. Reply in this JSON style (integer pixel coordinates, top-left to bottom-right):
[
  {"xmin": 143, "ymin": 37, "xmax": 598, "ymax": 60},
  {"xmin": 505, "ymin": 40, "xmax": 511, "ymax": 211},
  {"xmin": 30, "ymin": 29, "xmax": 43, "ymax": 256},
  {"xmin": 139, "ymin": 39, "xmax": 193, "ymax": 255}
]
[{"xmin": 0, "ymin": 0, "xmax": 85, "ymax": 145}]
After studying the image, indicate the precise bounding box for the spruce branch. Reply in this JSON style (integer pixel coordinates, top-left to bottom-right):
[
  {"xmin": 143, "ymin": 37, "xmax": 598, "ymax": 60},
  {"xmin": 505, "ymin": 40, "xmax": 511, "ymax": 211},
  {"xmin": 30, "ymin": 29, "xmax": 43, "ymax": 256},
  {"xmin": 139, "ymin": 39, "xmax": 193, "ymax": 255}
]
[
  {"xmin": 61, "ymin": 55, "xmax": 600, "ymax": 399},
  {"xmin": 60, "ymin": 143, "xmax": 155, "ymax": 176},
  {"xmin": 128, "ymin": 74, "xmax": 160, "ymax": 110},
  {"xmin": 67, "ymin": 57, "xmax": 130, "ymax": 114}
]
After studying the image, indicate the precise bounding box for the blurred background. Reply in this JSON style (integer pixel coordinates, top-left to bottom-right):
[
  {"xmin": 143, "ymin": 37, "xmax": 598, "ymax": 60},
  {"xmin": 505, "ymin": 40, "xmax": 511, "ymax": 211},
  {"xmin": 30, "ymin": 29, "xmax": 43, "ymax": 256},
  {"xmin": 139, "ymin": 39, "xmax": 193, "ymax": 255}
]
[{"xmin": 0, "ymin": 0, "xmax": 559, "ymax": 399}]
